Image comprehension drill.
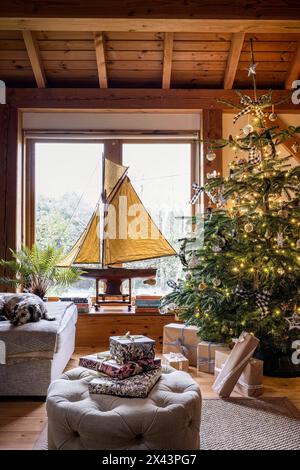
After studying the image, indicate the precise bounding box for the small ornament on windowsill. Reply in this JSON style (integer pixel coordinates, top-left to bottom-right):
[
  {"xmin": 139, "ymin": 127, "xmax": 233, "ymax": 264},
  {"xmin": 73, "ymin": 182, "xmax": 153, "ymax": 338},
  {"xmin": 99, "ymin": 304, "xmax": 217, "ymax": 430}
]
[{"xmin": 268, "ymin": 104, "xmax": 277, "ymax": 122}]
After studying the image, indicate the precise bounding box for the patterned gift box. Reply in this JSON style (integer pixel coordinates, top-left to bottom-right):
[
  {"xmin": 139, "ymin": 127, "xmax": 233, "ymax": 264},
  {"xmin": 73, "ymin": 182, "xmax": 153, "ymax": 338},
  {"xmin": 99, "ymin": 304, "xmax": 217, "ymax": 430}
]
[
  {"xmin": 79, "ymin": 351, "xmax": 161, "ymax": 380},
  {"xmin": 214, "ymin": 348, "xmax": 263, "ymax": 397},
  {"xmin": 88, "ymin": 367, "xmax": 162, "ymax": 398},
  {"xmin": 197, "ymin": 341, "xmax": 227, "ymax": 374},
  {"xmin": 163, "ymin": 352, "xmax": 189, "ymax": 372},
  {"xmin": 109, "ymin": 334, "xmax": 155, "ymax": 364},
  {"xmin": 162, "ymin": 323, "xmax": 199, "ymax": 366}
]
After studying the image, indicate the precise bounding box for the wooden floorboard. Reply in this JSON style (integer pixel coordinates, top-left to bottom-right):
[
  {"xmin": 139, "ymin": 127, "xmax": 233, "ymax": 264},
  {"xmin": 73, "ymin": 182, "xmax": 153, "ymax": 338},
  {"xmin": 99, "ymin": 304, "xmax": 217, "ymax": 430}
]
[{"xmin": 0, "ymin": 347, "xmax": 299, "ymax": 450}]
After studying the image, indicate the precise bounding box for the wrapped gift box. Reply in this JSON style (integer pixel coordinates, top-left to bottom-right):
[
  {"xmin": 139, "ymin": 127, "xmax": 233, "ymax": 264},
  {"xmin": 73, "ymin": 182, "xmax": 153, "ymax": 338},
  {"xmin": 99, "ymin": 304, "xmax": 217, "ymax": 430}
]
[
  {"xmin": 197, "ymin": 341, "xmax": 227, "ymax": 374},
  {"xmin": 212, "ymin": 332, "xmax": 260, "ymax": 397},
  {"xmin": 88, "ymin": 368, "xmax": 162, "ymax": 398},
  {"xmin": 163, "ymin": 352, "xmax": 189, "ymax": 371},
  {"xmin": 109, "ymin": 334, "xmax": 155, "ymax": 364},
  {"xmin": 79, "ymin": 352, "xmax": 161, "ymax": 380},
  {"xmin": 214, "ymin": 348, "xmax": 263, "ymax": 397},
  {"xmin": 163, "ymin": 323, "xmax": 199, "ymax": 366}
]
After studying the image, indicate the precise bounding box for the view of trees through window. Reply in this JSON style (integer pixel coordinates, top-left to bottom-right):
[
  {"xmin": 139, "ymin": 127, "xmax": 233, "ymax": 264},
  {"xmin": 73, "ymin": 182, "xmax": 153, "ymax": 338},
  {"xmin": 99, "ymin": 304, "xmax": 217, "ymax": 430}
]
[
  {"xmin": 35, "ymin": 141, "xmax": 191, "ymax": 296},
  {"xmin": 123, "ymin": 143, "xmax": 191, "ymax": 295},
  {"xmin": 35, "ymin": 142, "xmax": 103, "ymax": 296}
]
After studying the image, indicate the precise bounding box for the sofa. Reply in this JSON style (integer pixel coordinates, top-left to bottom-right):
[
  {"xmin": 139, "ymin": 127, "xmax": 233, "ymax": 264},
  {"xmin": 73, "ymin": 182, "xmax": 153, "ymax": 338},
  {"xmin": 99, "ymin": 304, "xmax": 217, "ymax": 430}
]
[{"xmin": 0, "ymin": 301, "xmax": 78, "ymax": 396}]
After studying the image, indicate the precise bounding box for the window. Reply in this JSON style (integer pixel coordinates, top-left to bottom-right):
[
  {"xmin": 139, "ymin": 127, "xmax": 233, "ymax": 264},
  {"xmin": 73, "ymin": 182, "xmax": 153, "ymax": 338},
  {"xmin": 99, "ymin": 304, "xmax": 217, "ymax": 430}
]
[
  {"xmin": 123, "ymin": 143, "xmax": 192, "ymax": 295},
  {"xmin": 35, "ymin": 142, "xmax": 103, "ymax": 296},
  {"xmin": 30, "ymin": 138, "xmax": 194, "ymax": 298}
]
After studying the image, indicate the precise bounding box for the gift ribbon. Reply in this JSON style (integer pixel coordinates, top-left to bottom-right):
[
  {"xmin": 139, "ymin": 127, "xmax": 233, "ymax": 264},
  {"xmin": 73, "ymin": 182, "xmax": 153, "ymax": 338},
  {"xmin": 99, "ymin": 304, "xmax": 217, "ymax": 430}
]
[
  {"xmin": 163, "ymin": 325, "xmax": 197, "ymax": 360},
  {"xmin": 165, "ymin": 352, "xmax": 187, "ymax": 370},
  {"xmin": 116, "ymin": 332, "xmax": 145, "ymax": 342},
  {"xmin": 235, "ymin": 288, "xmax": 271, "ymax": 318},
  {"xmin": 233, "ymin": 93, "xmax": 271, "ymax": 124},
  {"xmin": 197, "ymin": 342, "xmax": 222, "ymax": 373},
  {"xmin": 215, "ymin": 366, "xmax": 263, "ymax": 390}
]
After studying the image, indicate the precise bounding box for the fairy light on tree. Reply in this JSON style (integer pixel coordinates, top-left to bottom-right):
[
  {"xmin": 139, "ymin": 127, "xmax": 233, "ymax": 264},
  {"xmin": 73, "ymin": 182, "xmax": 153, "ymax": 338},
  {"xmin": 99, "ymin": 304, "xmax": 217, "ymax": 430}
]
[{"xmin": 161, "ymin": 40, "xmax": 300, "ymax": 377}]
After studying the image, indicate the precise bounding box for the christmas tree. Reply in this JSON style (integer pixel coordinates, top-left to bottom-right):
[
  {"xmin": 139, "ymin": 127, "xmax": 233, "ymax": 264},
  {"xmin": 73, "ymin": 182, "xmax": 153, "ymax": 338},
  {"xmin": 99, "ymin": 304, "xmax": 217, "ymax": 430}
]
[{"xmin": 161, "ymin": 41, "xmax": 300, "ymax": 375}]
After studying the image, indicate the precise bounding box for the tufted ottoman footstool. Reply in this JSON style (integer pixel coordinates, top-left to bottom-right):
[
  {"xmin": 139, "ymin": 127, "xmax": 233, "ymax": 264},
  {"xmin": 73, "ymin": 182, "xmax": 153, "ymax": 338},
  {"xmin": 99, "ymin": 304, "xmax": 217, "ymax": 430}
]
[{"xmin": 46, "ymin": 366, "xmax": 201, "ymax": 450}]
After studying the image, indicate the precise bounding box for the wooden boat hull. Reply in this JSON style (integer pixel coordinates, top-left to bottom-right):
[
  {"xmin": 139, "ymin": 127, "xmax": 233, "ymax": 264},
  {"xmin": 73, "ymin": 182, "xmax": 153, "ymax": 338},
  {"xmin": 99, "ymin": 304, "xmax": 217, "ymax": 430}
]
[
  {"xmin": 81, "ymin": 267, "xmax": 157, "ymax": 307},
  {"xmin": 81, "ymin": 267, "xmax": 157, "ymax": 281}
]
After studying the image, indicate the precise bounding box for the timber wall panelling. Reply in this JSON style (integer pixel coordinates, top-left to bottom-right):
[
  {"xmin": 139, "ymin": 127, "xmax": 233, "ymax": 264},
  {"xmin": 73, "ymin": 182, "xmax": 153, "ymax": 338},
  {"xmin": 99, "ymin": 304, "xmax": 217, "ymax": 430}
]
[
  {"xmin": 75, "ymin": 313, "xmax": 175, "ymax": 349},
  {"xmin": 0, "ymin": 105, "xmax": 21, "ymax": 288}
]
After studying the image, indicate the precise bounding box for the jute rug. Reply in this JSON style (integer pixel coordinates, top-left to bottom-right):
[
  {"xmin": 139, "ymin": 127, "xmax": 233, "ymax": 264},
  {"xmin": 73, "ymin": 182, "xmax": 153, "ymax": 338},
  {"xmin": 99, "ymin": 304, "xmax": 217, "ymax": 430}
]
[
  {"xmin": 33, "ymin": 397, "xmax": 300, "ymax": 451},
  {"xmin": 200, "ymin": 397, "xmax": 300, "ymax": 450}
]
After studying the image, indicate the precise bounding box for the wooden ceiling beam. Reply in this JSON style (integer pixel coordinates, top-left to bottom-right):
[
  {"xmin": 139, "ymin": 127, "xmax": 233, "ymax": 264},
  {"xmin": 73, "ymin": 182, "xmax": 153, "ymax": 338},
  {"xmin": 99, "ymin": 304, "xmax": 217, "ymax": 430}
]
[
  {"xmin": 6, "ymin": 89, "xmax": 300, "ymax": 113},
  {"xmin": 94, "ymin": 32, "xmax": 108, "ymax": 88},
  {"xmin": 224, "ymin": 32, "xmax": 245, "ymax": 89},
  {"xmin": 1, "ymin": 19, "xmax": 300, "ymax": 33},
  {"xmin": 285, "ymin": 41, "xmax": 300, "ymax": 89},
  {"xmin": 22, "ymin": 30, "xmax": 46, "ymax": 88},
  {"xmin": 162, "ymin": 32, "xmax": 174, "ymax": 89},
  {"xmin": 0, "ymin": 2, "xmax": 300, "ymax": 20}
]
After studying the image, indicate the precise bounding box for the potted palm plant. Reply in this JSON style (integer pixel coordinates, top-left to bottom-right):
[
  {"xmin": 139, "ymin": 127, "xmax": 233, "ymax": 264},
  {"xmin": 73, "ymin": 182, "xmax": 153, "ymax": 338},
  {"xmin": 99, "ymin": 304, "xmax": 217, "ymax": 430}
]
[{"xmin": 0, "ymin": 245, "xmax": 83, "ymax": 299}]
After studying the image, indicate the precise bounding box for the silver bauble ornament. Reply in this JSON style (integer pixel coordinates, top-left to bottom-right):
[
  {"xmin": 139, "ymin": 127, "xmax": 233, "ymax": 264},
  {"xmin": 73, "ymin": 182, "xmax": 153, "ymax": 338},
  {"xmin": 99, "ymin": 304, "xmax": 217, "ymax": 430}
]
[
  {"xmin": 213, "ymin": 278, "xmax": 221, "ymax": 287},
  {"xmin": 242, "ymin": 124, "xmax": 254, "ymax": 135},
  {"xmin": 244, "ymin": 222, "xmax": 254, "ymax": 233},
  {"xmin": 296, "ymin": 239, "xmax": 300, "ymax": 249},
  {"xmin": 268, "ymin": 112, "xmax": 277, "ymax": 122},
  {"xmin": 206, "ymin": 150, "xmax": 217, "ymax": 161},
  {"xmin": 188, "ymin": 253, "xmax": 198, "ymax": 269},
  {"xmin": 212, "ymin": 245, "xmax": 222, "ymax": 253},
  {"xmin": 277, "ymin": 231, "xmax": 284, "ymax": 248}
]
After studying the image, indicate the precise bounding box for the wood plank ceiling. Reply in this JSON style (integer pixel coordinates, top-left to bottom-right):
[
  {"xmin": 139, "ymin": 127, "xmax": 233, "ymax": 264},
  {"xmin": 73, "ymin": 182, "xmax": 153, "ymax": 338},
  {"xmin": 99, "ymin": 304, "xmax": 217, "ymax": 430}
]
[{"xmin": 0, "ymin": 31, "xmax": 299, "ymax": 89}]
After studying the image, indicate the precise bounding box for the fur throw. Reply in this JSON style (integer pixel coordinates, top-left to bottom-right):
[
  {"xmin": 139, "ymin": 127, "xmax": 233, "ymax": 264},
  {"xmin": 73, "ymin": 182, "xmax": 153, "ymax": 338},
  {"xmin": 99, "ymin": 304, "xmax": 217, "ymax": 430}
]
[{"xmin": 0, "ymin": 293, "xmax": 55, "ymax": 326}]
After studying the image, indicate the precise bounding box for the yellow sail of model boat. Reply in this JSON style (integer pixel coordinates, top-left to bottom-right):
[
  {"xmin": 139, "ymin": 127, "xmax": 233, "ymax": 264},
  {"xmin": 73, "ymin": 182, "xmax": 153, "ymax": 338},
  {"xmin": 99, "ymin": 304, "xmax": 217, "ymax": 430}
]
[{"xmin": 59, "ymin": 158, "xmax": 176, "ymax": 267}]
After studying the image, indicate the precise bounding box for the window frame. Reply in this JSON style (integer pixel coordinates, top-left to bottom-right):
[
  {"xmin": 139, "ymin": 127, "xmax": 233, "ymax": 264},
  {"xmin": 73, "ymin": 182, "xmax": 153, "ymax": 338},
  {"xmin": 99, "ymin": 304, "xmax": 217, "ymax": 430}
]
[{"xmin": 24, "ymin": 135, "xmax": 198, "ymax": 248}]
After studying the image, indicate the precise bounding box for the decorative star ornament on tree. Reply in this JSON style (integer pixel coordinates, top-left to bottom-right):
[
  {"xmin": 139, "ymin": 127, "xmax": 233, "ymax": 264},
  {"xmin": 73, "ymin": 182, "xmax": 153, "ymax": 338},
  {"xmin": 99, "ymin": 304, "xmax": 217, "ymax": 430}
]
[
  {"xmin": 285, "ymin": 313, "xmax": 300, "ymax": 330},
  {"xmin": 247, "ymin": 62, "xmax": 258, "ymax": 77}
]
